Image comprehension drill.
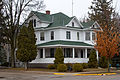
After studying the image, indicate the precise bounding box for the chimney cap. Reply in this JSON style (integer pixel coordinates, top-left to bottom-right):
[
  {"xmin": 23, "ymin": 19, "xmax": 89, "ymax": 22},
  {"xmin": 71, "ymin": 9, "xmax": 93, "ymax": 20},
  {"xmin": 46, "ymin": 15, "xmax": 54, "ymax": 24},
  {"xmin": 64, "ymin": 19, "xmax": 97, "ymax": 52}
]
[{"xmin": 46, "ymin": 10, "xmax": 50, "ymax": 15}]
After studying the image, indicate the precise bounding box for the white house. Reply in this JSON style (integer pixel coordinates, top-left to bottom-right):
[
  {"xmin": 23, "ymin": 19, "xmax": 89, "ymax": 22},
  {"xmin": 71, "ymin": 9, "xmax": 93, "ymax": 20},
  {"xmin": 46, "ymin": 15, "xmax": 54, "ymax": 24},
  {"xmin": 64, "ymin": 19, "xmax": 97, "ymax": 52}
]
[{"xmin": 25, "ymin": 10, "xmax": 100, "ymax": 65}]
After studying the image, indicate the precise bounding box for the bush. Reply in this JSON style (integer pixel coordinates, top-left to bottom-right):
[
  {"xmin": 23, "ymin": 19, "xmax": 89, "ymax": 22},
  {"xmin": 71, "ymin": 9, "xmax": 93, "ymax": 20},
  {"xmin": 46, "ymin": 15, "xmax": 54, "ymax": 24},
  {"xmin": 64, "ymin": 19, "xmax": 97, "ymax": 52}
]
[
  {"xmin": 73, "ymin": 63, "xmax": 83, "ymax": 72},
  {"xmin": 1, "ymin": 62, "xmax": 9, "ymax": 67},
  {"xmin": 54, "ymin": 48, "xmax": 64, "ymax": 67},
  {"xmin": 57, "ymin": 64, "xmax": 67, "ymax": 72},
  {"xmin": 48, "ymin": 64, "xmax": 55, "ymax": 69},
  {"xmin": 88, "ymin": 50, "xmax": 98, "ymax": 68},
  {"xmin": 99, "ymin": 56, "xmax": 108, "ymax": 68},
  {"xmin": 82, "ymin": 63, "xmax": 88, "ymax": 69},
  {"xmin": 66, "ymin": 63, "xmax": 73, "ymax": 71}
]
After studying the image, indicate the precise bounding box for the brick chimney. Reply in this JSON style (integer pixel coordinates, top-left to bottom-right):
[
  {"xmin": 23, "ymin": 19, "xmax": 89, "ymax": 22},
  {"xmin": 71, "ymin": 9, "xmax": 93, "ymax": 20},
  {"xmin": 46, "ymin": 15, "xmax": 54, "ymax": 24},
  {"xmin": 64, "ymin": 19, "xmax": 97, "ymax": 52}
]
[{"xmin": 46, "ymin": 10, "xmax": 50, "ymax": 15}]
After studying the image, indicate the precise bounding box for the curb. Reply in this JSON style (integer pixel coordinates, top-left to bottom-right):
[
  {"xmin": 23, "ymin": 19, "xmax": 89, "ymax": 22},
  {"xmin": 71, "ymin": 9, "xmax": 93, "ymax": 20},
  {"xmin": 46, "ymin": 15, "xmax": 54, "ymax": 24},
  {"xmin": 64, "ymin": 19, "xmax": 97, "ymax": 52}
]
[{"xmin": 53, "ymin": 73, "xmax": 117, "ymax": 76}]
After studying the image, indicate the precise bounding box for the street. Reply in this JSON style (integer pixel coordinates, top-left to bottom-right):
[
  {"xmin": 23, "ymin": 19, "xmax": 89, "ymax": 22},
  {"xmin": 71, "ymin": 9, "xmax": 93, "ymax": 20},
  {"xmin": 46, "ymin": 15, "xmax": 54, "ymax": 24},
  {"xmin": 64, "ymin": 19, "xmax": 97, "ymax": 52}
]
[{"xmin": 0, "ymin": 71, "xmax": 120, "ymax": 80}]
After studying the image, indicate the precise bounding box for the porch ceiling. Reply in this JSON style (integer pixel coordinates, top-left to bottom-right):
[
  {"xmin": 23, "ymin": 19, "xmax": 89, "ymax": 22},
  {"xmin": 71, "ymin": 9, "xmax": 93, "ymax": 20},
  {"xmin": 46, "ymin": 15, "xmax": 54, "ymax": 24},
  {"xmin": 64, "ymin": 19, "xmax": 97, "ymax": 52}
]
[{"xmin": 37, "ymin": 40, "xmax": 93, "ymax": 48}]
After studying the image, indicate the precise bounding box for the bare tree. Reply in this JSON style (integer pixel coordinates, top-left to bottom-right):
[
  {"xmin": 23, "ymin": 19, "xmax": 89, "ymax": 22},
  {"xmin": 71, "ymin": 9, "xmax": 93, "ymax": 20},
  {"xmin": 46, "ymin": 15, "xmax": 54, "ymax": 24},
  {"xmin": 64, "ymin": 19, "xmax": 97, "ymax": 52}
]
[{"xmin": 2, "ymin": 0, "xmax": 45, "ymax": 67}]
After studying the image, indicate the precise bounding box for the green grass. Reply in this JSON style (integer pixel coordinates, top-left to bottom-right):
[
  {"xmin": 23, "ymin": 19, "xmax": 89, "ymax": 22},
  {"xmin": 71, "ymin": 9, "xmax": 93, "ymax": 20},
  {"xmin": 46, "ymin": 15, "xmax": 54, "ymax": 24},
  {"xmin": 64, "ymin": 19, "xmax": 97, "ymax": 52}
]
[{"xmin": 7, "ymin": 68, "xmax": 57, "ymax": 72}]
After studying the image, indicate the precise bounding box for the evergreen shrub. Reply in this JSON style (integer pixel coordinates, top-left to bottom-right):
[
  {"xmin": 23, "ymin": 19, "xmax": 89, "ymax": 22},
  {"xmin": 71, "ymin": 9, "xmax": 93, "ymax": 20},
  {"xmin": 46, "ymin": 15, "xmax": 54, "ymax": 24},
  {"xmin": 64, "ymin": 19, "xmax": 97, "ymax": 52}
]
[
  {"xmin": 99, "ymin": 56, "xmax": 108, "ymax": 68},
  {"xmin": 73, "ymin": 63, "xmax": 83, "ymax": 72},
  {"xmin": 48, "ymin": 64, "xmax": 55, "ymax": 69},
  {"xmin": 88, "ymin": 50, "xmax": 98, "ymax": 68},
  {"xmin": 82, "ymin": 63, "xmax": 88, "ymax": 69},
  {"xmin": 57, "ymin": 64, "xmax": 67, "ymax": 72}
]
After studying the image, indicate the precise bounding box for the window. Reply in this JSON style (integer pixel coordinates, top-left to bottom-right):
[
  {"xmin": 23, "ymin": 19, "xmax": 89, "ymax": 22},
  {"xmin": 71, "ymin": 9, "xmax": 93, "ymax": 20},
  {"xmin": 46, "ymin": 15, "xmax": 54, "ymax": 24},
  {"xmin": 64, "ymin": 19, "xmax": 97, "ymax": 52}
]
[
  {"xmin": 40, "ymin": 32, "xmax": 44, "ymax": 41},
  {"xmin": 81, "ymin": 50, "xmax": 84, "ymax": 58},
  {"xmin": 85, "ymin": 32, "xmax": 90, "ymax": 40},
  {"xmin": 29, "ymin": 20, "xmax": 33, "ymax": 26},
  {"xmin": 34, "ymin": 19, "xmax": 36, "ymax": 27},
  {"xmin": 29, "ymin": 19, "xmax": 36, "ymax": 27},
  {"xmin": 77, "ymin": 32, "xmax": 79, "ymax": 40},
  {"xmin": 92, "ymin": 32, "xmax": 95, "ymax": 40},
  {"xmin": 87, "ymin": 49, "xmax": 91, "ymax": 58},
  {"xmin": 66, "ymin": 31, "xmax": 71, "ymax": 39},
  {"xmin": 51, "ymin": 31, "xmax": 54, "ymax": 40},
  {"xmin": 72, "ymin": 22, "xmax": 74, "ymax": 27},
  {"xmin": 64, "ymin": 48, "xmax": 72, "ymax": 58},
  {"xmin": 50, "ymin": 48, "xmax": 54, "ymax": 58},
  {"xmin": 40, "ymin": 49, "xmax": 43, "ymax": 58}
]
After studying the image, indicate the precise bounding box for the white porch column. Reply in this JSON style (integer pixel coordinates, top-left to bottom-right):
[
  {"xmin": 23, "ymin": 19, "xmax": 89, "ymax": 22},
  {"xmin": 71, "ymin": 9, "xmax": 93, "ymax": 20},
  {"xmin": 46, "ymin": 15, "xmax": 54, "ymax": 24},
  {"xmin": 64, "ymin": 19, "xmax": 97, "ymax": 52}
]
[
  {"xmin": 85, "ymin": 48, "xmax": 87, "ymax": 58},
  {"xmin": 36, "ymin": 49, "xmax": 40, "ymax": 59},
  {"xmin": 73, "ymin": 48, "xmax": 75, "ymax": 58},
  {"xmin": 96, "ymin": 50, "xmax": 99, "ymax": 61},
  {"xmin": 43, "ymin": 48, "xmax": 45, "ymax": 58}
]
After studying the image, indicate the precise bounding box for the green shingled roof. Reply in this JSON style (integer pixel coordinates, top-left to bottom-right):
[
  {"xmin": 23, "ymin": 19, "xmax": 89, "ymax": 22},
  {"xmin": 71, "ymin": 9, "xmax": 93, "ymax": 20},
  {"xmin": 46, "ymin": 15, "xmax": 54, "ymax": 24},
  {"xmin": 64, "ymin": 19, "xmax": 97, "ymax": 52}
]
[
  {"xmin": 37, "ymin": 40, "xmax": 93, "ymax": 47},
  {"xmin": 48, "ymin": 13, "xmax": 73, "ymax": 27},
  {"xmin": 32, "ymin": 11, "xmax": 52, "ymax": 22},
  {"xmin": 32, "ymin": 11, "xmax": 73, "ymax": 27},
  {"xmin": 81, "ymin": 21, "xmax": 95, "ymax": 28}
]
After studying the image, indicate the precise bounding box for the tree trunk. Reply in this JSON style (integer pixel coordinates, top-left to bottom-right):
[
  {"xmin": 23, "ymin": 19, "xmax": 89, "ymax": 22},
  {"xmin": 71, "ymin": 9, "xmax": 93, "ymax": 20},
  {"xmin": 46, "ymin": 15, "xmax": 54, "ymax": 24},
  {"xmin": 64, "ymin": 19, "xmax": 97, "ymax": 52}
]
[
  {"xmin": 11, "ymin": 45, "xmax": 15, "ymax": 68},
  {"xmin": 24, "ymin": 62, "xmax": 28, "ymax": 70},
  {"xmin": 108, "ymin": 59, "xmax": 110, "ymax": 72}
]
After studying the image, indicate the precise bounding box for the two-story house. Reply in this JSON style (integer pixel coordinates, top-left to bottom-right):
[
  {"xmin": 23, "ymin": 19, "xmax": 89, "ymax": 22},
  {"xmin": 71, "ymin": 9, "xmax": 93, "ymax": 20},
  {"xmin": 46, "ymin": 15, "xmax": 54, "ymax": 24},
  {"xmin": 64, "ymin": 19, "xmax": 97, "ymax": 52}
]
[{"xmin": 25, "ymin": 10, "xmax": 100, "ymax": 66}]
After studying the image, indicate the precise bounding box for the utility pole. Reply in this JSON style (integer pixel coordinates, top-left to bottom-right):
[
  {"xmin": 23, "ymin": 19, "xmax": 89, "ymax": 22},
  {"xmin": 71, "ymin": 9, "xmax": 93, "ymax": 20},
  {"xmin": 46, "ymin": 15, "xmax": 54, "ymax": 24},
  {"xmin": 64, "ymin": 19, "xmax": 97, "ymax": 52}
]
[{"xmin": 72, "ymin": 0, "xmax": 73, "ymax": 16}]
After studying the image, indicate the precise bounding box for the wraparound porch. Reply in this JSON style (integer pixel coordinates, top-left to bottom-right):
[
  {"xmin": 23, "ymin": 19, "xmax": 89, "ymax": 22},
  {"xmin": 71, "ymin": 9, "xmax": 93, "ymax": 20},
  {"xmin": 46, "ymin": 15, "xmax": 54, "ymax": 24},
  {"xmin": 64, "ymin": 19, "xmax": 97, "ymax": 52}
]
[{"xmin": 31, "ymin": 47, "xmax": 98, "ymax": 63}]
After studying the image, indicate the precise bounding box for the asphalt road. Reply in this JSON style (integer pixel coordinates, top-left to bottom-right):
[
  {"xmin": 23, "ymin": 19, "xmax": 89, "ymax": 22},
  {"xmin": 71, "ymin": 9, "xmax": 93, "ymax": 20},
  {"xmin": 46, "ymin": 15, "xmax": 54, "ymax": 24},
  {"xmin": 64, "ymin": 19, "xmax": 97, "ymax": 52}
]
[{"xmin": 0, "ymin": 71, "xmax": 120, "ymax": 80}]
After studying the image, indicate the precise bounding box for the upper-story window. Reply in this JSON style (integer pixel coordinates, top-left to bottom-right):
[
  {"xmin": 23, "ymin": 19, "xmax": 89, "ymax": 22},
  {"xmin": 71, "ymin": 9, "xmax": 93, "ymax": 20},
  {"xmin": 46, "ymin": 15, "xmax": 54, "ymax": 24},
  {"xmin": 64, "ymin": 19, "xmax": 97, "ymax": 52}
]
[
  {"xmin": 29, "ymin": 19, "xmax": 36, "ymax": 27},
  {"xmin": 66, "ymin": 31, "xmax": 71, "ymax": 39},
  {"xmin": 77, "ymin": 32, "xmax": 79, "ymax": 40},
  {"xmin": 85, "ymin": 32, "xmax": 90, "ymax": 40},
  {"xmin": 51, "ymin": 31, "xmax": 54, "ymax": 40},
  {"xmin": 40, "ymin": 32, "xmax": 44, "ymax": 41},
  {"xmin": 92, "ymin": 32, "xmax": 95, "ymax": 40},
  {"xmin": 33, "ymin": 19, "xmax": 36, "ymax": 27},
  {"xmin": 72, "ymin": 22, "xmax": 74, "ymax": 27}
]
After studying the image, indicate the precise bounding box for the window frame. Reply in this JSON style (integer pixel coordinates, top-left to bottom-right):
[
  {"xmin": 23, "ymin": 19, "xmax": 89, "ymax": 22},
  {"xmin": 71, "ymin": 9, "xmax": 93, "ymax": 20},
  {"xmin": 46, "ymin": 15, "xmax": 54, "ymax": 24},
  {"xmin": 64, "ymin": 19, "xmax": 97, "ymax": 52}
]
[
  {"xmin": 40, "ymin": 32, "xmax": 45, "ymax": 41},
  {"xmin": 85, "ymin": 32, "xmax": 90, "ymax": 41},
  {"xmin": 92, "ymin": 32, "xmax": 95, "ymax": 40},
  {"xmin": 51, "ymin": 31, "xmax": 54, "ymax": 40},
  {"xmin": 33, "ymin": 19, "xmax": 36, "ymax": 27},
  {"xmin": 66, "ymin": 31, "xmax": 71, "ymax": 39},
  {"xmin": 77, "ymin": 32, "xmax": 79, "ymax": 40},
  {"xmin": 72, "ymin": 22, "xmax": 74, "ymax": 27}
]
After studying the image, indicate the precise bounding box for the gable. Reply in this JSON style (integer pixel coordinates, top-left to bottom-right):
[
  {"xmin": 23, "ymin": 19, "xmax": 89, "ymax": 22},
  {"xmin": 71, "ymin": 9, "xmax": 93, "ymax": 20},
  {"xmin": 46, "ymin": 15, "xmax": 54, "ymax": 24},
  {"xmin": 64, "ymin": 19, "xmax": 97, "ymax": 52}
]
[
  {"xmin": 66, "ymin": 17, "xmax": 83, "ymax": 28},
  {"xmin": 32, "ymin": 11, "xmax": 52, "ymax": 23},
  {"xmin": 90, "ymin": 21, "xmax": 100, "ymax": 29},
  {"xmin": 81, "ymin": 21, "xmax": 100, "ymax": 29}
]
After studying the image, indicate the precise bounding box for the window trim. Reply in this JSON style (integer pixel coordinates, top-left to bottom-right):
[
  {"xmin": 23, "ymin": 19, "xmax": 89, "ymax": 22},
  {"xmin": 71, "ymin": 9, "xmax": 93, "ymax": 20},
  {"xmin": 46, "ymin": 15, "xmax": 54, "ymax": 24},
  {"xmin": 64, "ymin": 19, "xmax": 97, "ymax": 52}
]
[
  {"xmin": 40, "ymin": 32, "xmax": 45, "ymax": 41},
  {"xmin": 85, "ymin": 31, "xmax": 90, "ymax": 41},
  {"xmin": 72, "ymin": 22, "xmax": 74, "ymax": 27},
  {"xmin": 77, "ymin": 32, "xmax": 79, "ymax": 40},
  {"xmin": 51, "ymin": 31, "xmax": 54, "ymax": 40},
  {"xmin": 92, "ymin": 32, "xmax": 95, "ymax": 40},
  {"xmin": 66, "ymin": 31, "xmax": 71, "ymax": 39},
  {"xmin": 33, "ymin": 19, "xmax": 36, "ymax": 27}
]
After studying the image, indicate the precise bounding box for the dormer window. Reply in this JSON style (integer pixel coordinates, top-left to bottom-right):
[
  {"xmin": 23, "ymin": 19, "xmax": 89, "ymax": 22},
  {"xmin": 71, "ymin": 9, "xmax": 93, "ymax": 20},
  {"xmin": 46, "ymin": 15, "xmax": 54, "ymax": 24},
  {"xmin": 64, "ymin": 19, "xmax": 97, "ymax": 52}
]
[
  {"xmin": 34, "ymin": 19, "xmax": 36, "ymax": 27},
  {"xmin": 72, "ymin": 22, "xmax": 74, "ymax": 27},
  {"xmin": 29, "ymin": 19, "xmax": 36, "ymax": 27}
]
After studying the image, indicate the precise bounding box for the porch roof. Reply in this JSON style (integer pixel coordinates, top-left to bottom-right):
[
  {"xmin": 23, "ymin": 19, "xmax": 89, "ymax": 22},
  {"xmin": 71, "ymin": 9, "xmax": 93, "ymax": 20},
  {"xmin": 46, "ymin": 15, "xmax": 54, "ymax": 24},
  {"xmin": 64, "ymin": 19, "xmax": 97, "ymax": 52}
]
[{"xmin": 37, "ymin": 40, "xmax": 93, "ymax": 47}]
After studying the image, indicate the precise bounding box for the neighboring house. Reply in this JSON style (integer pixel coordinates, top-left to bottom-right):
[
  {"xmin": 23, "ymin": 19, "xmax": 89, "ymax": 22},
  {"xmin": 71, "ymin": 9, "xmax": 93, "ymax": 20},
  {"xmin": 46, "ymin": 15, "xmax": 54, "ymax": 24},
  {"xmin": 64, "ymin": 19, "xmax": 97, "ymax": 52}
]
[{"xmin": 25, "ymin": 10, "xmax": 100, "ymax": 64}]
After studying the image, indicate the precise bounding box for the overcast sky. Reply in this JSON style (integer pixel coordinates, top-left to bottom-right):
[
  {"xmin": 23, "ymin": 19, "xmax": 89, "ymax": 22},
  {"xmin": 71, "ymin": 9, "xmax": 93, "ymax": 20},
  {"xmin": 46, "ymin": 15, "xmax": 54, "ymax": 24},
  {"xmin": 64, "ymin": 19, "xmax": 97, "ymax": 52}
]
[{"xmin": 44, "ymin": 0, "xmax": 120, "ymax": 19}]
